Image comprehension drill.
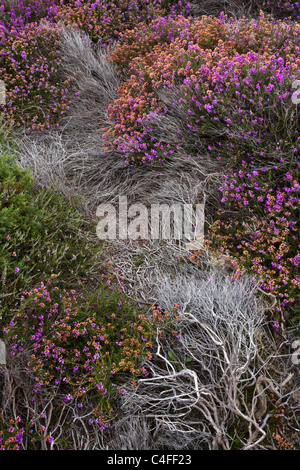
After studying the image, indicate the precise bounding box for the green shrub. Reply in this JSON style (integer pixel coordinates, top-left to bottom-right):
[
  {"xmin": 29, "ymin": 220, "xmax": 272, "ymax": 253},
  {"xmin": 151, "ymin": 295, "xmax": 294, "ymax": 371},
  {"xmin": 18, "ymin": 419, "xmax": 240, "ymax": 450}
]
[{"xmin": 0, "ymin": 147, "xmax": 102, "ymax": 319}]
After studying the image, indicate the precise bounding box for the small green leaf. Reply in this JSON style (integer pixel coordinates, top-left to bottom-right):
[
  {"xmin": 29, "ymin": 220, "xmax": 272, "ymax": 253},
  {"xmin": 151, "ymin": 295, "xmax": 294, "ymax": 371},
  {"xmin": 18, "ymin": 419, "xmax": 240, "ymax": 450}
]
[
  {"xmin": 185, "ymin": 357, "xmax": 193, "ymax": 363},
  {"xmin": 167, "ymin": 350, "xmax": 177, "ymax": 362}
]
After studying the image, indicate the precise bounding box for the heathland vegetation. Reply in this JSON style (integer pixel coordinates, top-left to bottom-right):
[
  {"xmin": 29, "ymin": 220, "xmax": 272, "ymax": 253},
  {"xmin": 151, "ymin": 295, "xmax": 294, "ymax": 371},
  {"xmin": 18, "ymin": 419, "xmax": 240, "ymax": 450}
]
[{"xmin": 0, "ymin": 0, "xmax": 299, "ymax": 450}]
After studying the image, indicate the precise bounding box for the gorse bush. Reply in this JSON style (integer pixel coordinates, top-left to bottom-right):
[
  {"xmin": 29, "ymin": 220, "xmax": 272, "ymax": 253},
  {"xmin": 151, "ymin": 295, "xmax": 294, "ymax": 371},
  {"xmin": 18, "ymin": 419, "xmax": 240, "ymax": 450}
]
[
  {"xmin": 0, "ymin": 147, "xmax": 103, "ymax": 317},
  {"xmin": 0, "ymin": 152, "xmax": 33, "ymax": 236}
]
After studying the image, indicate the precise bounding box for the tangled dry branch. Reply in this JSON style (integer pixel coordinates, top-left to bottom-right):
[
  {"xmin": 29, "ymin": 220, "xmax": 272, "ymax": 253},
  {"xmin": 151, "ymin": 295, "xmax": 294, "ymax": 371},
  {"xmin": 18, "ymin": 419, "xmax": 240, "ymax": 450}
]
[{"xmin": 113, "ymin": 272, "xmax": 300, "ymax": 450}]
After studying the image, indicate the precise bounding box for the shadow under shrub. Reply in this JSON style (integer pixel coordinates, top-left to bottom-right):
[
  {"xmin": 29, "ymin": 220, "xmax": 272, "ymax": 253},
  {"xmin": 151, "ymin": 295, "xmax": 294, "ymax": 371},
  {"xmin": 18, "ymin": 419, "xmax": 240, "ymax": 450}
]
[{"xmin": 189, "ymin": 0, "xmax": 300, "ymax": 22}]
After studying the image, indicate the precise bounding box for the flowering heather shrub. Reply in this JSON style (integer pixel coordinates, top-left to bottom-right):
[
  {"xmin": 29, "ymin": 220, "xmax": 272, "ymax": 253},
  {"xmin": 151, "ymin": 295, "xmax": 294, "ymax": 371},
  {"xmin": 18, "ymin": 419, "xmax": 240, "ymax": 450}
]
[
  {"xmin": 109, "ymin": 13, "xmax": 192, "ymax": 72},
  {"xmin": 203, "ymin": 166, "xmax": 300, "ymax": 315},
  {"xmin": 104, "ymin": 14, "xmax": 226, "ymax": 163},
  {"xmin": 104, "ymin": 12, "xmax": 300, "ymax": 164},
  {"xmin": 0, "ymin": 0, "xmax": 191, "ymax": 131},
  {"xmin": 0, "ymin": 22, "xmax": 71, "ymax": 132},
  {"xmin": 0, "ymin": 1, "xmax": 191, "ymax": 43},
  {"xmin": 0, "ymin": 0, "xmax": 60, "ymax": 44},
  {"xmin": 0, "ymin": 413, "xmax": 24, "ymax": 450},
  {"xmin": 51, "ymin": 0, "xmax": 191, "ymax": 47},
  {"xmin": 151, "ymin": 52, "xmax": 300, "ymax": 167},
  {"xmin": 3, "ymin": 275, "xmax": 171, "ymax": 429}
]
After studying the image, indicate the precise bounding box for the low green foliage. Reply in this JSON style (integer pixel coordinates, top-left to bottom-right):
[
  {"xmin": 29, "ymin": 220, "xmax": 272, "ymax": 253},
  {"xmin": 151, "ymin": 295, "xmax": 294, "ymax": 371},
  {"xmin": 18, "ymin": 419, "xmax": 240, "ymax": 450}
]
[{"xmin": 0, "ymin": 145, "xmax": 102, "ymax": 319}]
